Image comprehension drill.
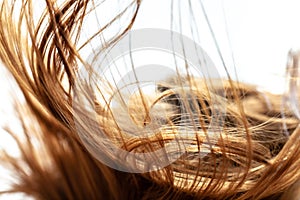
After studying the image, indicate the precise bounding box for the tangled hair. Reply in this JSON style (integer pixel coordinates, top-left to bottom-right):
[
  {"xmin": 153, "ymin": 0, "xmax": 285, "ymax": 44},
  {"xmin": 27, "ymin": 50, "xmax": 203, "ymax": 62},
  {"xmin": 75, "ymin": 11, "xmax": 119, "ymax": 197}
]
[{"xmin": 0, "ymin": 0, "xmax": 300, "ymax": 199}]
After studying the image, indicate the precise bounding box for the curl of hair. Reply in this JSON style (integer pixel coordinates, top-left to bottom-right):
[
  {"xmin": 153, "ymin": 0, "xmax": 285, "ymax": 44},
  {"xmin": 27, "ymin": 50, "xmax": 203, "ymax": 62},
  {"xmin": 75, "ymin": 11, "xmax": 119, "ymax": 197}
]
[{"xmin": 0, "ymin": 1, "xmax": 299, "ymax": 199}]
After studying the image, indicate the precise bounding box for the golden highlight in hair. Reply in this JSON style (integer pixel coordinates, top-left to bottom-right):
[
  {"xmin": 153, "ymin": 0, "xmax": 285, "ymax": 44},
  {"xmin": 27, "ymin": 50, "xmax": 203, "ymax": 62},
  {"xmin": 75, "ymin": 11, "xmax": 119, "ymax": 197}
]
[{"xmin": 0, "ymin": 0, "xmax": 299, "ymax": 199}]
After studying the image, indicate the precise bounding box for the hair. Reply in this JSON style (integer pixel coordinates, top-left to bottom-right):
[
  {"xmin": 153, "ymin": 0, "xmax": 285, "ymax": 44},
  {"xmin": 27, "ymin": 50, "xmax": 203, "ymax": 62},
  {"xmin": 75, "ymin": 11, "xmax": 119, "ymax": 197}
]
[{"xmin": 0, "ymin": 0, "xmax": 300, "ymax": 199}]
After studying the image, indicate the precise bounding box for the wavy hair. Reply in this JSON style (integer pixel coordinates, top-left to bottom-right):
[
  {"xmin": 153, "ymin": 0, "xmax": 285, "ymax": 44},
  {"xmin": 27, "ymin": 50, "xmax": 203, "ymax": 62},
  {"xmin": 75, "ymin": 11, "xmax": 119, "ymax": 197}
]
[{"xmin": 0, "ymin": 0, "xmax": 299, "ymax": 199}]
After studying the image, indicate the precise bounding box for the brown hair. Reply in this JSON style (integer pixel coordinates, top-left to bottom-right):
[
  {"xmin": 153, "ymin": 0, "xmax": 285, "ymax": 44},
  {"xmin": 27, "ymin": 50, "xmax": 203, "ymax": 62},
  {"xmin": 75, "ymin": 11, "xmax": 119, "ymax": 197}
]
[{"xmin": 0, "ymin": 0, "xmax": 299, "ymax": 199}]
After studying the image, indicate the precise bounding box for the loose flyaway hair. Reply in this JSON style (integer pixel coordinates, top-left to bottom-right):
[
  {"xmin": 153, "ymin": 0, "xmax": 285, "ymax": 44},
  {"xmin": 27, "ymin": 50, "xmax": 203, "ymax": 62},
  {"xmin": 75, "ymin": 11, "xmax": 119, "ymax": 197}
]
[{"xmin": 0, "ymin": 0, "xmax": 300, "ymax": 199}]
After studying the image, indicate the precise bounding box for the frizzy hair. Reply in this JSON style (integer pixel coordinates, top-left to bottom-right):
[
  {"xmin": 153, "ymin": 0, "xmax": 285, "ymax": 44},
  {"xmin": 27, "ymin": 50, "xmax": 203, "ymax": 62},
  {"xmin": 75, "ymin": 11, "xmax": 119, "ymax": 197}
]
[{"xmin": 0, "ymin": 0, "xmax": 300, "ymax": 199}]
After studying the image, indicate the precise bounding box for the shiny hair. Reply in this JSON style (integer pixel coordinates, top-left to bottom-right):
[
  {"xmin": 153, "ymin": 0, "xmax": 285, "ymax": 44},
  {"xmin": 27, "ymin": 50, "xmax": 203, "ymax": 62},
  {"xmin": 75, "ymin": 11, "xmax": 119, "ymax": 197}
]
[{"xmin": 0, "ymin": 0, "xmax": 299, "ymax": 199}]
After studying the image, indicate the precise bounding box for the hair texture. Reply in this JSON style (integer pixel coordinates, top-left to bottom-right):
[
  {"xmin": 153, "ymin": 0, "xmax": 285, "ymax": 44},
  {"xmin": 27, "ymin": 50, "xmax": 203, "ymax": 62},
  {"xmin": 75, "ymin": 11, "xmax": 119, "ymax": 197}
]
[{"xmin": 0, "ymin": 0, "xmax": 300, "ymax": 199}]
